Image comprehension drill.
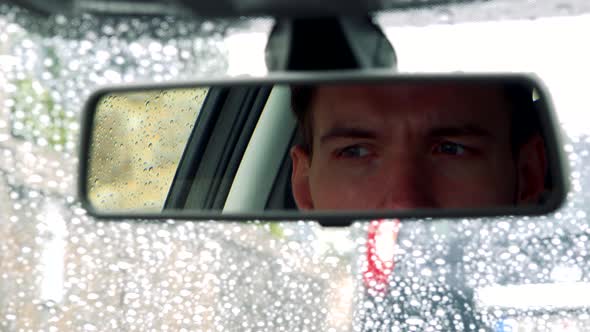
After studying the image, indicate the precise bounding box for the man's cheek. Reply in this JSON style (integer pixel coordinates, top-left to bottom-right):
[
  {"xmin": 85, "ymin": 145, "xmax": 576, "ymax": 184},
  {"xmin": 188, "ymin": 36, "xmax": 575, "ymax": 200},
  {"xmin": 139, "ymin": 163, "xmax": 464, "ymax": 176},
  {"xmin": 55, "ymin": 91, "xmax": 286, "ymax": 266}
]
[
  {"xmin": 432, "ymin": 158, "xmax": 491, "ymax": 178},
  {"xmin": 435, "ymin": 172, "xmax": 514, "ymax": 206},
  {"xmin": 309, "ymin": 170, "xmax": 371, "ymax": 209}
]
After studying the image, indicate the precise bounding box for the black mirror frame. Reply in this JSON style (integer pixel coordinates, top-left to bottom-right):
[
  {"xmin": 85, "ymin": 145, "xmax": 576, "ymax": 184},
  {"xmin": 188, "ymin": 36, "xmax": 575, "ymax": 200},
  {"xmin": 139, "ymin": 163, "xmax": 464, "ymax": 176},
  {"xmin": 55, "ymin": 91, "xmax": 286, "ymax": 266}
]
[{"xmin": 78, "ymin": 70, "xmax": 568, "ymax": 227}]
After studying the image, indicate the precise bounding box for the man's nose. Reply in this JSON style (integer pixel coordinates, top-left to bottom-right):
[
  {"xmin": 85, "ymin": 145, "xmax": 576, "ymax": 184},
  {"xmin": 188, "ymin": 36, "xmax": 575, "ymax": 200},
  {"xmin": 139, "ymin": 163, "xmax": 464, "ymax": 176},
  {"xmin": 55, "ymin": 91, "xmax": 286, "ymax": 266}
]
[{"xmin": 377, "ymin": 157, "xmax": 436, "ymax": 210}]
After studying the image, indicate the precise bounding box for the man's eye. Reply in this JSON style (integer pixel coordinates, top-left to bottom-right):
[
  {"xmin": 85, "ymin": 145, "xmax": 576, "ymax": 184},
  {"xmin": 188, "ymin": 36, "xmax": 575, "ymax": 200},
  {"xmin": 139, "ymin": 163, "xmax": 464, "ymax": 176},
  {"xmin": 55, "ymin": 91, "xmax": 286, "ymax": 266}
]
[
  {"xmin": 337, "ymin": 145, "xmax": 371, "ymax": 158},
  {"xmin": 435, "ymin": 142, "xmax": 467, "ymax": 156}
]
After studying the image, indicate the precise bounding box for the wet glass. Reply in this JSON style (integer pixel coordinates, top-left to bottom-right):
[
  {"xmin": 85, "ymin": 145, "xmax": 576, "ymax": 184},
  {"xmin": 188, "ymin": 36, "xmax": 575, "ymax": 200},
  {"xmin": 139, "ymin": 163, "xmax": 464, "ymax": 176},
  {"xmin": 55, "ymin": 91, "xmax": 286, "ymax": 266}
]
[{"xmin": 1, "ymin": 1, "xmax": 590, "ymax": 331}]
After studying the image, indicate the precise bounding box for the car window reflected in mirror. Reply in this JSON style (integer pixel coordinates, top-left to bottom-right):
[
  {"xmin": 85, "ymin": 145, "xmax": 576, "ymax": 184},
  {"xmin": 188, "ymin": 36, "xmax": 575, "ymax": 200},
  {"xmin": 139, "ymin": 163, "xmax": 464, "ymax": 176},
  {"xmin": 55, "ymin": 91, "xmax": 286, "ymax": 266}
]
[
  {"xmin": 80, "ymin": 73, "xmax": 566, "ymax": 224},
  {"xmin": 88, "ymin": 88, "xmax": 208, "ymax": 212}
]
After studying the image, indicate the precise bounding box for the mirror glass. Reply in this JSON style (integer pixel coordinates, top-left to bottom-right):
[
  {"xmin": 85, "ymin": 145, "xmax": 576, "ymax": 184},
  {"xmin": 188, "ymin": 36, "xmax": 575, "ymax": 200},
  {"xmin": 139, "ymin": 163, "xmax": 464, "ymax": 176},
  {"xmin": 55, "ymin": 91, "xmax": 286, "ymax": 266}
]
[{"xmin": 81, "ymin": 76, "xmax": 565, "ymax": 222}]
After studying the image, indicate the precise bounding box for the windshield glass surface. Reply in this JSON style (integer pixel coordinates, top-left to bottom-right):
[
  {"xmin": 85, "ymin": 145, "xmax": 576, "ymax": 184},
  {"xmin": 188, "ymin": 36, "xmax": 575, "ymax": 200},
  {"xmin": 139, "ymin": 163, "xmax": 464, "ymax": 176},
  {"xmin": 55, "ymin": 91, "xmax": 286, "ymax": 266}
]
[{"xmin": 1, "ymin": 2, "xmax": 590, "ymax": 331}]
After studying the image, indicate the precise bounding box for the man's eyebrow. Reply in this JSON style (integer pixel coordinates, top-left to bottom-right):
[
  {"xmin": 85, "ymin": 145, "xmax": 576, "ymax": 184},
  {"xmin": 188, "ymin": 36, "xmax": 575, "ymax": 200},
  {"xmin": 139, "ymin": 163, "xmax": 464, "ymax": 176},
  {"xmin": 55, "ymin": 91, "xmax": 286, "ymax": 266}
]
[
  {"xmin": 319, "ymin": 127, "xmax": 378, "ymax": 144},
  {"xmin": 428, "ymin": 124, "xmax": 494, "ymax": 138}
]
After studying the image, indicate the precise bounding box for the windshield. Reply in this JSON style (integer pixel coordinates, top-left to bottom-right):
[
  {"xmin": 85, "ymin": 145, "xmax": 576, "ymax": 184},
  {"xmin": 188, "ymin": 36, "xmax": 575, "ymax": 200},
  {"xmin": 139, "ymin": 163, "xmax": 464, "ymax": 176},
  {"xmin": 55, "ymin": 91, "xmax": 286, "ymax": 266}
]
[{"xmin": 1, "ymin": 2, "xmax": 589, "ymax": 331}]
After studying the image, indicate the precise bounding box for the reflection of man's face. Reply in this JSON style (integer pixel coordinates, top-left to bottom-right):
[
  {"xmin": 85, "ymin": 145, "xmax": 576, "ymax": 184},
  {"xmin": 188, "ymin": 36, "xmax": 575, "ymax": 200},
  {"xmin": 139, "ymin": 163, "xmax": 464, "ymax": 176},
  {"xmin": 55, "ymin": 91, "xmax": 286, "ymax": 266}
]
[{"xmin": 290, "ymin": 84, "xmax": 546, "ymax": 210}]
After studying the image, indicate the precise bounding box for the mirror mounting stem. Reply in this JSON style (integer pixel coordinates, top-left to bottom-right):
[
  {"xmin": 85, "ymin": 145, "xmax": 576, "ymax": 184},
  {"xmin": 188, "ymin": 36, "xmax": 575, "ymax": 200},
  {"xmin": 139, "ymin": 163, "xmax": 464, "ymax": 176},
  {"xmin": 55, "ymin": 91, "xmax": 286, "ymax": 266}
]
[{"xmin": 265, "ymin": 16, "xmax": 397, "ymax": 71}]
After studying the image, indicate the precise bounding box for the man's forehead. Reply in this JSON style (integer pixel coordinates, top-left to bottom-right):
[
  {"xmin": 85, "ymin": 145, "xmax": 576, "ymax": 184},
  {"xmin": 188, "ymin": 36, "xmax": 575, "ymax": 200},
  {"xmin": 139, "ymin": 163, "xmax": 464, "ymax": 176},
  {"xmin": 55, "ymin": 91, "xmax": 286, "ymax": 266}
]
[{"xmin": 310, "ymin": 83, "xmax": 511, "ymax": 136}]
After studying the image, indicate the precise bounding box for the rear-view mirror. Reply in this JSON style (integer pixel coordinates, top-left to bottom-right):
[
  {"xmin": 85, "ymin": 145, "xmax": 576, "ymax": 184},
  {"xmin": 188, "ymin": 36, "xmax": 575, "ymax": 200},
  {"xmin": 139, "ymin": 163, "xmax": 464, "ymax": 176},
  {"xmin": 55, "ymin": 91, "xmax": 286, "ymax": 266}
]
[{"xmin": 79, "ymin": 72, "xmax": 567, "ymax": 226}]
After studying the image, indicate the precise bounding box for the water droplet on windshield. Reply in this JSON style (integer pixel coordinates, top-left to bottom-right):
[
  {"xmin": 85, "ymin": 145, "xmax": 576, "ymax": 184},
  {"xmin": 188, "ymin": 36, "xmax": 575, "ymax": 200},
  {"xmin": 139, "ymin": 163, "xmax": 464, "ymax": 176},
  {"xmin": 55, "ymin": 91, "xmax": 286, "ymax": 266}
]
[
  {"xmin": 436, "ymin": 9, "xmax": 454, "ymax": 24},
  {"xmin": 555, "ymin": 3, "xmax": 573, "ymax": 15}
]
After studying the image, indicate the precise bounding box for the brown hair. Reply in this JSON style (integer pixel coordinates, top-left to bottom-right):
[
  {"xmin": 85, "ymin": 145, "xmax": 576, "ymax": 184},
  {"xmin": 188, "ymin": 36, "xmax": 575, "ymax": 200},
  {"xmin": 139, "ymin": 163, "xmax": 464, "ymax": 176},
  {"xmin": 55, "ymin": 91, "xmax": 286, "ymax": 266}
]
[{"xmin": 290, "ymin": 85, "xmax": 316, "ymax": 154}]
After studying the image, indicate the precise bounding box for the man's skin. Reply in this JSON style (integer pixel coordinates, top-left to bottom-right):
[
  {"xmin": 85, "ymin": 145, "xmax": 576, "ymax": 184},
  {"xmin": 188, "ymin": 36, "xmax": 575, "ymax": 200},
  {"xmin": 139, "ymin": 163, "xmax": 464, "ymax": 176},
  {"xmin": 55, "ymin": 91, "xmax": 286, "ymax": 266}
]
[{"xmin": 290, "ymin": 83, "xmax": 547, "ymax": 210}]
